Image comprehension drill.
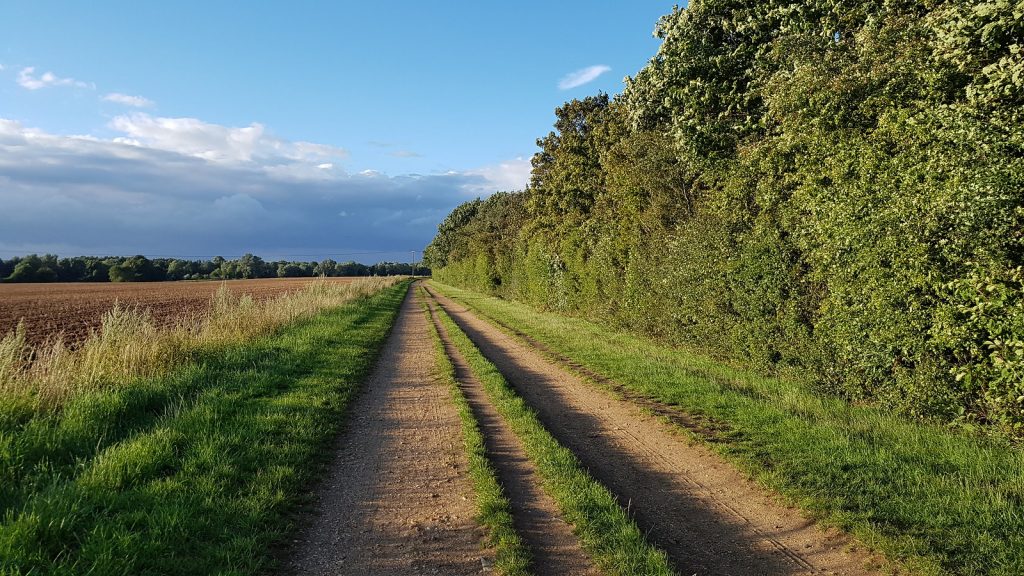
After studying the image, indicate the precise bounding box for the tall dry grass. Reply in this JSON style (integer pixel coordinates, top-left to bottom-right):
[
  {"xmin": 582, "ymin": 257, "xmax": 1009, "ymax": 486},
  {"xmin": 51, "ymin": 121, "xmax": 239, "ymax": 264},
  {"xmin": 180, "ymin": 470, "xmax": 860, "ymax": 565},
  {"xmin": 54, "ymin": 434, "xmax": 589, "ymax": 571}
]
[{"xmin": 0, "ymin": 277, "xmax": 401, "ymax": 408}]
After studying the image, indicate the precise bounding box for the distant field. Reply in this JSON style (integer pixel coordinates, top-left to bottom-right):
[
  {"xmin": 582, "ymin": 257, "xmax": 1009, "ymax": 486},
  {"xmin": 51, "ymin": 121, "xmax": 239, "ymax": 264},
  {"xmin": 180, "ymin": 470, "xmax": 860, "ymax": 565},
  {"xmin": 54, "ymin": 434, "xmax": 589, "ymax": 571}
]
[{"xmin": 0, "ymin": 277, "xmax": 359, "ymax": 345}]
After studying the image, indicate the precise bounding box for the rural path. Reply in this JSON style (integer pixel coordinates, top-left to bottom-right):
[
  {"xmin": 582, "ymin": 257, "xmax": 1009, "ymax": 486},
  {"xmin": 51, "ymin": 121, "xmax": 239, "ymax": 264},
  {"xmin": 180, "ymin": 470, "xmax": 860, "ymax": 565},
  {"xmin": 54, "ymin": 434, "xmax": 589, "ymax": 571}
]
[
  {"xmin": 426, "ymin": 295, "xmax": 599, "ymax": 576},
  {"xmin": 287, "ymin": 285, "xmax": 488, "ymax": 575},
  {"xmin": 426, "ymin": 286, "xmax": 884, "ymax": 576}
]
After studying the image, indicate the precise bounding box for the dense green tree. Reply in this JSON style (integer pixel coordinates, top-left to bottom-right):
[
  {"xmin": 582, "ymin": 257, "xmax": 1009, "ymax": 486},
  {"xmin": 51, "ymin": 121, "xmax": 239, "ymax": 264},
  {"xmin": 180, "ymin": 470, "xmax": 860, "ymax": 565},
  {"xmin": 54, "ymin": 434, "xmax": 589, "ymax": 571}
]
[
  {"xmin": 108, "ymin": 255, "xmax": 162, "ymax": 282},
  {"xmin": 165, "ymin": 260, "xmax": 190, "ymax": 281},
  {"xmin": 528, "ymin": 94, "xmax": 612, "ymax": 224},
  {"xmin": 428, "ymin": 0, "xmax": 1024, "ymax": 430},
  {"xmin": 423, "ymin": 199, "xmax": 483, "ymax": 269},
  {"xmin": 3, "ymin": 256, "xmax": 40, "ymax": 283},
  {"xmin": 276, "ymin": 263, "xmax": 304, "ymax": 278},
  {"xmin": 236, "ymin": 253, "xmax": 271, "ymax": 278},
  {"xmin": 4, "ymin": 254, "xmax": 60, "ymax": 283},
  {"xmin": 314, "ymin": 259, "xmax": 338, "ymax": 277},
  {"xmin": 0, "ymin": 252, "xmax": 424, "ymax": 283}
]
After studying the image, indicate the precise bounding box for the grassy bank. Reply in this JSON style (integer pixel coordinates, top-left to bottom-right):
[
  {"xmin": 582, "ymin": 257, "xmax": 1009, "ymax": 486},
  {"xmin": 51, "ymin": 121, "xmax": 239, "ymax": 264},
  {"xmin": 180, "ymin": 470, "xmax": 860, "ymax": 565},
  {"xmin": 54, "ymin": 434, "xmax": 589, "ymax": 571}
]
[
  {"xmin": 430, "ymin": 291, "xmax": 673, "ymax": 576},
  {"xmin": 419, "ymin": 287, "xmax": 531, "ymax": 576},
  {"xmin": 431, "ymin": 281, "xmax": 1024, "ymax": 576},
  {"xmin": 0, "ymin": 281, "xmax": 409, "ymax": 574},
  {"xmin": 1, "ymin": 277, "xmax": 400, "ymax": 408}
]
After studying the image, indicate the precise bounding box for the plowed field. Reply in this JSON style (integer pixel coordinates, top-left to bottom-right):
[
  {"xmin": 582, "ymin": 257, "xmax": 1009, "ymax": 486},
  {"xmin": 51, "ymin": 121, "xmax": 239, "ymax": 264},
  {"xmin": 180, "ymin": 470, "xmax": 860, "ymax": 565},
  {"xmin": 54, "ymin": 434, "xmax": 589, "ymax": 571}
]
[{"xmin": 0, "ymin": 277, "xmax": 358, "ymax": 346}]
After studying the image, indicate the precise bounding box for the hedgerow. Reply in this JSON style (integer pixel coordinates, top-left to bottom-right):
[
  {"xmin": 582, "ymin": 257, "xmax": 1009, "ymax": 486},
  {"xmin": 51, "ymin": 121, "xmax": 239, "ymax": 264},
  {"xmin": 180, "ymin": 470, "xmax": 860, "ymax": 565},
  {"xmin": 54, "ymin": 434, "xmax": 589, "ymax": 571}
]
[{"xmin": 425, "ymin": 0, "xmax": 1024, "ymax": 431}]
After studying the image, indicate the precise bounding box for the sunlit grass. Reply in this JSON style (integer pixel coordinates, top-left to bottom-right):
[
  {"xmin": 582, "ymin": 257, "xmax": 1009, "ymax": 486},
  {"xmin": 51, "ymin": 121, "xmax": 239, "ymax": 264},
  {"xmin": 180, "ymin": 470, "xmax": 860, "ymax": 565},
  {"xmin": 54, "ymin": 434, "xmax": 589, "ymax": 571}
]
[
  {"xmin": 0, "ymin": 277, "xmax": 400, "ymax": 409},
  {"xmin": 419, "ymin": 287, "xmax": 532, "ymax": 576},
  {"xmin": 431, "ymin": 280, "xmax": 1024, "ymax": 576},
  {"xmin": 429, "ymin": 289, "xmax": 673, "ymax": 576},
  {"xmin": 0, "ymin": 281, "xmax": 409, "ymax": 574}
]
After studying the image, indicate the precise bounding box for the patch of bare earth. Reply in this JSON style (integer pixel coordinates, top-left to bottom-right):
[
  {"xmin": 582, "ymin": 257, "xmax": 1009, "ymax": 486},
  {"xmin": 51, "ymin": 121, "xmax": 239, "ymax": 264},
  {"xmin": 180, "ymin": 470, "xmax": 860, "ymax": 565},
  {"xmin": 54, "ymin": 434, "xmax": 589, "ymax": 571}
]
[
  {"xmin": 428, "ymin": 286, "xmax": 887, "ymax": 576},
  {"xmin": 0, "ymin": 277, "xmax": 359, "ymax": 346},
  {"xmin": 425, "ymin": 295, "xmax": 599, "ymax": 576},
  {"xmin": 287, "ymin": 286, "xmax": 487, "ymax": 575}
]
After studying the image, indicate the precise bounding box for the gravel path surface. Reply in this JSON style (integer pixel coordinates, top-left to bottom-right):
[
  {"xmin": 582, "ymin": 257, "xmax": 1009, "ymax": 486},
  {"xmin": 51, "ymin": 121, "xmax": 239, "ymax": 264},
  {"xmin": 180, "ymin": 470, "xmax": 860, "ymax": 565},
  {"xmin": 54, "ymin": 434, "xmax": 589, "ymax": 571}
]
[
  {"xmin": 429, "ymin": 285, "xmax": 884, "ymax": 576},
  {"xmin": 287, "ymin": 286, "xmax": 487, "ymax": 575},
  {"xmin": 426, "ymin": 295, "xmax": 599, "ymax": 576}
]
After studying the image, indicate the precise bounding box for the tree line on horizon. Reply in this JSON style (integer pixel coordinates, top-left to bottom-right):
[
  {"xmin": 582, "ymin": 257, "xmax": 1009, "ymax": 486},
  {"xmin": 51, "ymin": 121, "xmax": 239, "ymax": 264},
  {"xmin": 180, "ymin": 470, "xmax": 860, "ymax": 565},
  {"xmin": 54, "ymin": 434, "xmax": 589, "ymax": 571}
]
[
  {"xmin": 425, "ymin": 1, "xmax": 1024, "ymax": 429},
  {"xmin": 0, "ymin": 253, "xmax": 429, "ymax": 283}
]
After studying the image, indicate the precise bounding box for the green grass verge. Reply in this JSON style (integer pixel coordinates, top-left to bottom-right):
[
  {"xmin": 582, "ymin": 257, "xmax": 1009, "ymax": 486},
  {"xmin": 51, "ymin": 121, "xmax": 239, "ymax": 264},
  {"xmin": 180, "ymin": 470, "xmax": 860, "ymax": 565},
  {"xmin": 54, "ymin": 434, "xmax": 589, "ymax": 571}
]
[
  {"xmin": 0, "ymin": 281, "xmax": 410, "ymax": 575},
  {"xmin": 418, "ymin": 287, "xmax": 531, "ymax": 576},
  {"xmin": 431, "ymin": 292, "xmax": 673, "ymax": 576},
  {"xmin": 430, "ymin": 281, "xmax": 1024, "ymax": 576}
]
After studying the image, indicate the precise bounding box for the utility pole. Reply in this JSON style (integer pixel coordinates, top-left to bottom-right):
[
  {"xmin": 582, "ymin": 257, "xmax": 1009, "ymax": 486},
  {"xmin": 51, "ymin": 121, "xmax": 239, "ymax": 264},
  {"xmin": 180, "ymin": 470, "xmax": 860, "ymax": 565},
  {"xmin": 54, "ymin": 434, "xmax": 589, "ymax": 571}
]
[{"xmin": 410, "ymin": 250, "xmax": 417, "ymax": 277}]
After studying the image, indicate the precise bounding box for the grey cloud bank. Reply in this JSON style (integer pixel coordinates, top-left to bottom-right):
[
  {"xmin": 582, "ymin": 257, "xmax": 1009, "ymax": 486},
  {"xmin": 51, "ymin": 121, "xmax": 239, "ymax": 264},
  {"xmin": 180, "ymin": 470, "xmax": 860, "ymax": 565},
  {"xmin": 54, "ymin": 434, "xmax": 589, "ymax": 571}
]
[{"xmin": 0, "ymin": 118, "xmax": 530, "ymax": 262}]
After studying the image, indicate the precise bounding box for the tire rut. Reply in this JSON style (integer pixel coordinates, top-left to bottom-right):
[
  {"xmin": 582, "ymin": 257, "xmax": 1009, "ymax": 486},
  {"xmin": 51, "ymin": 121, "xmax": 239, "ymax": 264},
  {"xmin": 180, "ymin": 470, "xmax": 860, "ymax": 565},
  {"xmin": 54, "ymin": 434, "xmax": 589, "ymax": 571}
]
[
  {"xmin": 427, "ymin": 286, "xmax": 885, "ymax": 576},
  {"xmin": 424, "ymin": 292, "xmax": 599, "ymax": 576},
  {"xmin": 286, "ymin": 286, "xmax": 487, "ymax": 575}
]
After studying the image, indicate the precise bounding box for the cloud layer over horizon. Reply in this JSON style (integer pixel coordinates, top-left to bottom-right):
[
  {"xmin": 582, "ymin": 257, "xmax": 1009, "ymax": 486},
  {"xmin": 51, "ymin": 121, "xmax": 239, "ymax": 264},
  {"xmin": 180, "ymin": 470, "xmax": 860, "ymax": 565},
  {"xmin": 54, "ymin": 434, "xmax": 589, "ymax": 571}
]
[{"xmin": 0, "ymin": 117, "xmax": 531, "ymax": 262}]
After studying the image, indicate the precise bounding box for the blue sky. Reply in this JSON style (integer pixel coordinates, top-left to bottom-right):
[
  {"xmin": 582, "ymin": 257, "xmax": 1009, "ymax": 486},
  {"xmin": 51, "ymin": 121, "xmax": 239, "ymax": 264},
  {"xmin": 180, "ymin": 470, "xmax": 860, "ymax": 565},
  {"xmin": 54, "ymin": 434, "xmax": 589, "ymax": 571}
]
[{"xmin": 0, "ymin": 1, "xmax": 678, "ymax": 262}]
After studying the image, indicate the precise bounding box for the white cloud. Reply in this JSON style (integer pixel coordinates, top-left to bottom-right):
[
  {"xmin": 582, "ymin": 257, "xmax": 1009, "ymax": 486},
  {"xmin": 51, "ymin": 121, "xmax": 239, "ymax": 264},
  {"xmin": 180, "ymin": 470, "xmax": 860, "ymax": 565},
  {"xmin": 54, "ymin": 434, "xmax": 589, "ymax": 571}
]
[
  {"xmin": 291, "ymin": 141, "xmax": 348, "ymax": 160},
  {"xmin": 557, "ymin": 65, "xmax": 612, "ymax": 90},
  {"xmin": 463, "ymin": 157, "xmax": 531, "ymax": 193},
  {"xmin": 109, "ymin": 113, "xmax": 349, "ymax": 166},
  {"xmin": 17, "ymin": 67, "xmax": 93, "ymax": 90},
  {"xmin": 103, "ymin": 92, "xmax": 154, "ymax": 108}
]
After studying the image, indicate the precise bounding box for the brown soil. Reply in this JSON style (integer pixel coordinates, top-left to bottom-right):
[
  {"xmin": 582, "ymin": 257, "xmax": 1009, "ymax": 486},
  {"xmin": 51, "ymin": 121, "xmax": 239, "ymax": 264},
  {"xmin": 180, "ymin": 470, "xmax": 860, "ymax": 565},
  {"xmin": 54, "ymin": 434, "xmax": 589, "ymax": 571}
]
[
  {"xmin": 0, "ymin": 277, "xmax": 357, "ymax": 346},
  {"xmin": 286, "ymin": 285, "xmax": 487, "ymax": 575},
  {"xmin": 425, "ymin": 295, "xmax": 599, "ymax": 576},
  {"xmin": 427, "ymin": 286, "xmax": 887, "ymax": 576}
]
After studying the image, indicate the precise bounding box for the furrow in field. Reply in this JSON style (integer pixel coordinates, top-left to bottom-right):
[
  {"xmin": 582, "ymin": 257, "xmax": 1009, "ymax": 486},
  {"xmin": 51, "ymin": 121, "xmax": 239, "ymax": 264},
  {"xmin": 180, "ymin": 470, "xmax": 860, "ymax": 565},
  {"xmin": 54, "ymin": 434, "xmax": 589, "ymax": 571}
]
[
  {"xmin": 426, "ymin": 285, "xmax": 881, "ymax": 576},
  {"xmin": 0, "ymin": 277, "xmax": 358, "ymax": 346}
]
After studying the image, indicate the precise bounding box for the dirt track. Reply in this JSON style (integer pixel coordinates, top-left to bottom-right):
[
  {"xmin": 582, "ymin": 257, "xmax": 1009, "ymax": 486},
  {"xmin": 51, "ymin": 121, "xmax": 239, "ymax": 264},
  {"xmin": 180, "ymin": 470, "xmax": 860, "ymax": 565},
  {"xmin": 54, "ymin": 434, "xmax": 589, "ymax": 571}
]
[
  {"xmin": 287, "ymin": 286, "xmax": 486, "ymax": 575},
  {"xmin": 286, "ymin": 282, "xmax": 887, "ymax": 575},
  {"xmin": 426, "ymin": 294, "xmax": 598, "ymax": 576},
  {"xmin": 426, "ymin": 286, "xmax": 883, "ymax": 576}
]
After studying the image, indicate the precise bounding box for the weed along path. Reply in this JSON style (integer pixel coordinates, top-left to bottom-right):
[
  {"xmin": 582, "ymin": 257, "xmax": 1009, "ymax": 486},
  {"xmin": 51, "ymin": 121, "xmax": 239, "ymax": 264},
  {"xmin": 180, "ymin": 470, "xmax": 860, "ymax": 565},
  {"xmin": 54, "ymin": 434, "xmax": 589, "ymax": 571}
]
[
  {"xmin": 425, "ymin": 296, "xmax": 600, "ymax": 576},
  {"xmin": 425, "ymin": 286, "xmax": 881, "ymax": 576},
  {"xmin": 288, "ymin": 285, "xmax": 487, "ymax": 575}
]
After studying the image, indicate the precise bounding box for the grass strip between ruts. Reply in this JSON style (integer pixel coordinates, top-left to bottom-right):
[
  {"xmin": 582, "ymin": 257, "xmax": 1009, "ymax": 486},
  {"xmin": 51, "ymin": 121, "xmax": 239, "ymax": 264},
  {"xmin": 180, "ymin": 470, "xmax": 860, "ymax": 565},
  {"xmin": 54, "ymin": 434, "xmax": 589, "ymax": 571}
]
[
  {"xmin": 430, "ymin": 281, "xmax": 1024, "ymax": 576},
  {"xmin": 0, "ymin": 280, "xmax": 410, "ymax": 575},
  {"xmin": 430, "ymin": 292, "xmax": 674, "ymax": 576},
  {"xmin": 418, "ymin": 287, "xmax": 532, "ymax": 576}
]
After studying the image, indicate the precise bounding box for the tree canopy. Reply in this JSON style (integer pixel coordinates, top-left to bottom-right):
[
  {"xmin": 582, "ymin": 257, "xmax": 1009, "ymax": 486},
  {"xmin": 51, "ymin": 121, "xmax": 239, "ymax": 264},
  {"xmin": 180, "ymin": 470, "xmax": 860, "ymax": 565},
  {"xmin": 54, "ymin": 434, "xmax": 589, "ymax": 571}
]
[
  {"xmin": 425, "ymin": 0, "xmax": 1024, "ymax": 430},
  {"xmin": 0, "ymin": 254, "xmax": 428, "ymax": 283}
]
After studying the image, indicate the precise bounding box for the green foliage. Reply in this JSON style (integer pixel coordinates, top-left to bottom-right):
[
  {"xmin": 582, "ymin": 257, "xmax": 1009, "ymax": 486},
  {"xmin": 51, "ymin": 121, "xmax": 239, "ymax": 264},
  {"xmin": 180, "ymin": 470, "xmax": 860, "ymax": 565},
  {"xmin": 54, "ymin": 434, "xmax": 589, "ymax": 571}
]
[
  {"xmin": 108, "ymin": 255, "xmax": 160, "ymax": 282},
  {"xmin": 427, "ymin": 0, "xmax": 1024, "ymax": 429},
  {"xmin": 0, "ymin": 253, "xmax": 428, "ymax": 283},
  {"xmin": 529, "ymin": 94, "xmax": 612, "ymax": 224},
  {"xmin": 276, "ymin": 262, "xmax": 306, "ymax": 278},
  {"xmin": 934, "ymin": 0, "xmax": 1024, "ymax": 110},
  {"xmin": 3, "ymin": 255, "xmax": 60, "ymax": 283},
  {"xmin": 423, "ymin": 198, "xmax": 483, "ymax": 269}
]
